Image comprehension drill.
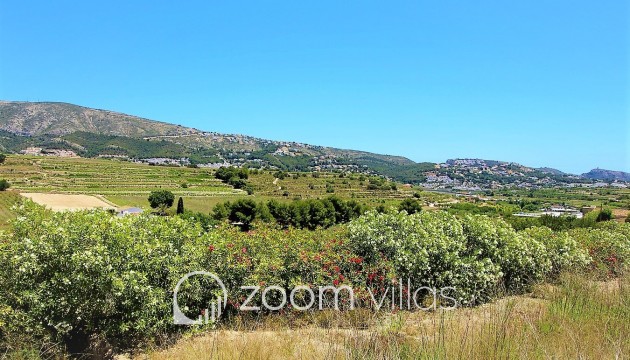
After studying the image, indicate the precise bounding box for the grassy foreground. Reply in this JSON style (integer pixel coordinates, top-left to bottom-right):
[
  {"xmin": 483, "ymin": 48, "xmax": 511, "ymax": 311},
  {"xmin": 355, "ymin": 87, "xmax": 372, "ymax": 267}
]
[{"xmin": 142, "ymin": 274, "xmax": 628, "ymax": 360}]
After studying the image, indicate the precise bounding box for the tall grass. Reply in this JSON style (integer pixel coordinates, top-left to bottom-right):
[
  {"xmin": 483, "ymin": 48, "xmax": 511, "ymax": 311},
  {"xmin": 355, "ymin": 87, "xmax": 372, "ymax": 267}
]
[{"xmin": 145, "ymin": 274, "xmax": 628, "ymax": 360}]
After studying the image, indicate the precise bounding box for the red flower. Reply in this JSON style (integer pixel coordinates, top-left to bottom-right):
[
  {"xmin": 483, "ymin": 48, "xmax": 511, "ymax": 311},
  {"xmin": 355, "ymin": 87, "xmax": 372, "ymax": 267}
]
[
  {"xmin": 227, "ymin": 243, "xmax": 234, "ymax": 249},
  {"xmin": 242, "ymin": 247, "xmax": 247, "ymax": 254},
  {"xmin": 208, "ymin": 245, "xmax": 215, "ymax": 252},
  {"xmin": 349, "ymin": 257, "xmax": 363, "ymax": 264},
  {"xmin": 333, "ymin": 279, "xmax": 340, "ymax": 286}
]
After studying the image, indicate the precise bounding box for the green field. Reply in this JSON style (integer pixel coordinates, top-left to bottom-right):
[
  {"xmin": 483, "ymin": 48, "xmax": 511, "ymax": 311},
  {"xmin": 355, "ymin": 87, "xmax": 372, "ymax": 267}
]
[
  {"xmin": 1, "ymin": 155, "xmax": 626, "ymax": 218},
  {"xmin": 0, "ymin": 156, "xmax": 237, "ymax": 196},
  {"xmin": 0, "ymin": 155, "xmax": 452, "ymax": 215}
]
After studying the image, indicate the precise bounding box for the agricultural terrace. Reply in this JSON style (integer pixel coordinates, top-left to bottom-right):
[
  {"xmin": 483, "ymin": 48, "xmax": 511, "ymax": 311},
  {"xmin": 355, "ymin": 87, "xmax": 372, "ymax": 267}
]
[{"xmin": 0, "ymin": 155, "xmax": 451, "ymax": 214}]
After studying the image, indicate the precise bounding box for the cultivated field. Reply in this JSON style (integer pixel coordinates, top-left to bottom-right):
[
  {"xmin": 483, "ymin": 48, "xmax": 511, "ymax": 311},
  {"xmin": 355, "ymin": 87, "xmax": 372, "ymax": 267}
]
[
  {"xmin": 20, "ymin": 193, "xmax": 116, "ymax": 211},
  {"xmin": 0, "ymin": 156, "xmax": 237, "ymax": 196},
  {"xmin": 0, "ymin": 155, "xmax": 448, "ymax": 215}
]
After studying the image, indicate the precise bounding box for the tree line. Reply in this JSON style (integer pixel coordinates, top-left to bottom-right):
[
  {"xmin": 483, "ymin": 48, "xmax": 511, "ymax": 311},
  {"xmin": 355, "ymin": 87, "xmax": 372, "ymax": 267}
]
[{"xmin": 212, "ymin": 196, "xmax": 368, "ymax": 230}]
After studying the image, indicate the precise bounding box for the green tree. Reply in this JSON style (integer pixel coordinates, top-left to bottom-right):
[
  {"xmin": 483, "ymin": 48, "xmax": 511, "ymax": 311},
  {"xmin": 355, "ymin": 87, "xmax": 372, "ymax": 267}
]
[
  {"xmin": 596, "ymin": 208, "xmax": 613, "ymax": 222},
  {"xmin": 0, "ymin": 179, "xmax": 10, "ymax": 191},
  {"xmin": 148, "ymin": 190, "xmax": 175, "ymax": 215},
  {"xmin": 176, "ymin": 197, "xmax": 184, "ymax": 214},
  {"xmin": 212, "ymin": 202, "xmax": 231, "ymax": 221},
  {"xmin": 0, "ymin": 154, "xmax": 6, "ymax": 164},
  {"xmin": 227, "ymin": 199, "xmax": 260, "ymax": 230},
  {"xmin": 398, "ymin": 198, "xmax": 422, "ymax": 215}
]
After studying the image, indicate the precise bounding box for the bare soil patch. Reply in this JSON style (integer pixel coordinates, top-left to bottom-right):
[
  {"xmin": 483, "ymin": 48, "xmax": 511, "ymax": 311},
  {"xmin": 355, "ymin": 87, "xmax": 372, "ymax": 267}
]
[{"xmin": 20, "ymin": 193, "xmax": 117, "ymax": 211}]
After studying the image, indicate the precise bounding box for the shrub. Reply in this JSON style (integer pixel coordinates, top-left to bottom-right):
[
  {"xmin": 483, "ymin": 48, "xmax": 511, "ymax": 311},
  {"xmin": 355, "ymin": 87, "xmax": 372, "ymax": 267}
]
[
  {"xmin": 349, "ymin": 211, "xmax": 500, "ymax": 305},
  {"xmin": 569, "ymin": 223, "xmax": 630, "ymax": 278},
  {"xmin": 521, "ymin": 226, "xmax": 590, "ymax": 277},
  {"xmin": 0, "ymin": 202, "xmax": 208, "ymax": 353},
  {"xmin": 201, "ymin": 225, "xmax": 376, "ymax": 311},
  {"xmin": 0, "ymin": 179, "xmax": 10, "ymax": 191},
  {"xmin": 398, "ymin": 199, "xmax": 422, "ymax": 215},
  {"xmin": 596, "ymin": 208, "xmax": 613, "ymax": 222},
  {"xmin": 459, "ymin": 215, "xmax": 549, "ymax": 293}
]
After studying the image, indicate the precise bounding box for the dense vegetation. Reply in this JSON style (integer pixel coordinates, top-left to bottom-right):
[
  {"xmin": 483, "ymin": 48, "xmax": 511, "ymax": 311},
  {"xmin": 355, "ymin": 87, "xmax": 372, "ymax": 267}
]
[
  {"xmin": 1, "ymin": 201, "xmax": 627, "ymax": 356},
  {"xmin": 0, "ymin": 180, "xmax": 9, "ymax": 191},
  {"xmin": 214, "ymin": 166, "xmax": 252, "ymax": 192},
  {"xmin": 211, "ymin": 196, "xmax": 367, "ymax": 230}
]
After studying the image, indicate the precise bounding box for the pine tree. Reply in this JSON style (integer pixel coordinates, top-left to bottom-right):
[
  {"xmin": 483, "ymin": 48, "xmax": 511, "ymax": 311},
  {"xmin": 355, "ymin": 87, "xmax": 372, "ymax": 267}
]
[{"xmin": 176, "ymin": 197, "xmax": 184, "ymax": 215}]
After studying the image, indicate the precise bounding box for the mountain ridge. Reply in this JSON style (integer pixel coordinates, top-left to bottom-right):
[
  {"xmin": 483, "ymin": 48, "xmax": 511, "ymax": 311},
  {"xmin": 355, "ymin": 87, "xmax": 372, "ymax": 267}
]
[{"xmin": 1, "ymin": 100, "xmax": 627, "ymax": 187}]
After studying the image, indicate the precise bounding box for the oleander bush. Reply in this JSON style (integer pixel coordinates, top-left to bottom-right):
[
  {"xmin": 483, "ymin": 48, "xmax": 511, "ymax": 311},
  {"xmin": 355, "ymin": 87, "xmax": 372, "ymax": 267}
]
[
  {"xmin": 0, "ymin": 202, "xmax": 210, "ymax": 353},
  {"xmin": 0, "ymin": 203, "xmax": 627, "ymax": 356},
  {"xmin": 568, "ymin": 222, "xmax": 630, "ymax": 279}
]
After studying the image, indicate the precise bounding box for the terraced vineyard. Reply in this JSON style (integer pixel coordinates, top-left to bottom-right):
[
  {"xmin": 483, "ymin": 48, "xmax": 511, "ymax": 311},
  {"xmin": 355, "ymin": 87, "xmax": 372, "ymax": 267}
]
[
  {"xmin": 0, "ymin": 156, "xmax": 239, "ymax": 196},
  {"xmin": 0, "ymin": 155, "xmax": 451, "ymax": 215},
  {"xmin": 248, "ymin": 171, "xmax": 448, "ymax": 206}
]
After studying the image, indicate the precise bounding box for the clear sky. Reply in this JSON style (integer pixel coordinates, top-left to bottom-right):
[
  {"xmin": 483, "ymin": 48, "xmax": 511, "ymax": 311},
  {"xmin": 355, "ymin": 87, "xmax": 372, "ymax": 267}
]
[{"xmin": 0, "ymin": 1, "xmax": 628, "ymax": 174}]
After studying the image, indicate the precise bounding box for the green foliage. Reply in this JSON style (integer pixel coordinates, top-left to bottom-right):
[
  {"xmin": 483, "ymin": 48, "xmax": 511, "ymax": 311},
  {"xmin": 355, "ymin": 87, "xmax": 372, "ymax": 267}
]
[
  {"xmin": 398, "ymin": 198, "xmax": 422, "ymax": 214},
  {"xmin": 176, "ymin": 197, "xmax": 184, "ymax": 214},
  {"xmin": 60, "ymin": 132, "xmax": 219, "ymax": 163},
  {"xmin": 178, "ymin": 210, "xmax": 216, "ymax": 231},
  {"xmin": 596, "ymin": 208, "xmax": 613, "ymax": 222},
  {"xmin": 1, "ymin": 203, "xmax": 628, "ymax": 355},
  {"xmin": 213, "ymin": 197, "xmax": 367, "ymax": 231},
  {"xmin": 215, "ymin": 166, "xmax": 249, "ymax": 182},
  {"xmin": 504, "ymin": 213, "xmax": 597, "ymax": 232},
  {"xmin": 347, "ymin": 211, "xmax": 598, "ymax": 304},
  {"xmin": 148, "ymin": 190, "xmax": 175, "ymax": 214},
  {"xmin": 0, "ymin": 154, "xmax": 5, "ymax": 164},
  {"xmin": 521, "ymin": 227, "xmax": 590, "ymax": 277},
  {"xmin": 349, "ymin": 211, "xmax": 501, "ymax": 304},
  {"xmin": 0, "ymin": 180, "xmax": 10, "ymax": 191},
  {"xmin": 568, "ymin": 223, "xmax": 630, "ymax": 278},
  {"xmin": 0, "ymin": 202, "xmax": 209, "ymax": 352},
  {"xmin": 215, "ymin": 166, "xmax": 250, "ymax": 190},
  {"xmin": 212, "ymin": 199, "xmax": 270, "ymax": 230},
  {"xmin": 274, "ymin": 171, "xmax": 288, "ymax": 180}
]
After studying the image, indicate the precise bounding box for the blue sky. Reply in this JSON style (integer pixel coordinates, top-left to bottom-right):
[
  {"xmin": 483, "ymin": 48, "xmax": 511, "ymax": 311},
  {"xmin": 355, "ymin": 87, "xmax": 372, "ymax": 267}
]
[{"xmin": 0, "ymin": 1, "xmax": 627, "ymax": 174}]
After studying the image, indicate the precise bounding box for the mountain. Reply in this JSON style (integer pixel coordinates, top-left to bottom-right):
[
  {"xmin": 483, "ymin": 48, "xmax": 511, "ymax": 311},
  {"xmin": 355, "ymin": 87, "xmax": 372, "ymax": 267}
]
[
  {"xmin": 582, "ymin": 168, "xmax": 630, "ymax": 182},
  {"xmin": 537, "ymin": 167, "xmax": 566, "ymax": 176},
  {"xmin": 0, "ymin": 101, "xmax": 196, "ymax": 137},
  {"xmin": 0, "ymin": 101, "xmax": 624, "ymax": 188},
  {"xmin": 0, "ymin": 101, "xmax": 426, "ymax": 181}
]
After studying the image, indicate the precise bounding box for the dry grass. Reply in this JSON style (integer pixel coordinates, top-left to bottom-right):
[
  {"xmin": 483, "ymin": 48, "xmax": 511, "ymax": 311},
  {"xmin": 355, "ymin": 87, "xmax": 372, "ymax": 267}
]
[
  {"xmin": 20, "ymin": 193, "xmax": 116, "ymax": 211},
  {"xmin": 136, "ymin": 275, "xmax": 629, "ymax": 360}
]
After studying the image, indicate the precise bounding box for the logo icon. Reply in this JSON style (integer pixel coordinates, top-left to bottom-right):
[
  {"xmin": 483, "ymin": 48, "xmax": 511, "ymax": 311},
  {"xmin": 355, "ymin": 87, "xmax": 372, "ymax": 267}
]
[{"xmin": 172, "ymin": 271, "xmax": 227, "ymax": 325}]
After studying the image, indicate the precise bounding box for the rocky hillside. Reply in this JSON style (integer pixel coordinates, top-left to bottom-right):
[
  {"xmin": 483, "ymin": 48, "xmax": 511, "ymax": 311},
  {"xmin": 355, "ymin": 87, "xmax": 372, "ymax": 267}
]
[
  {"xmin": 0, "ymin": 101, "xmax": 625, "ymax": 188},
  {"xmin": 0, "ymin": 101, "xmax": 197, "ymax": 137},
  {"xmin": 582, "ymin": 168, "xmax": 630, "ymax": 182}
]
